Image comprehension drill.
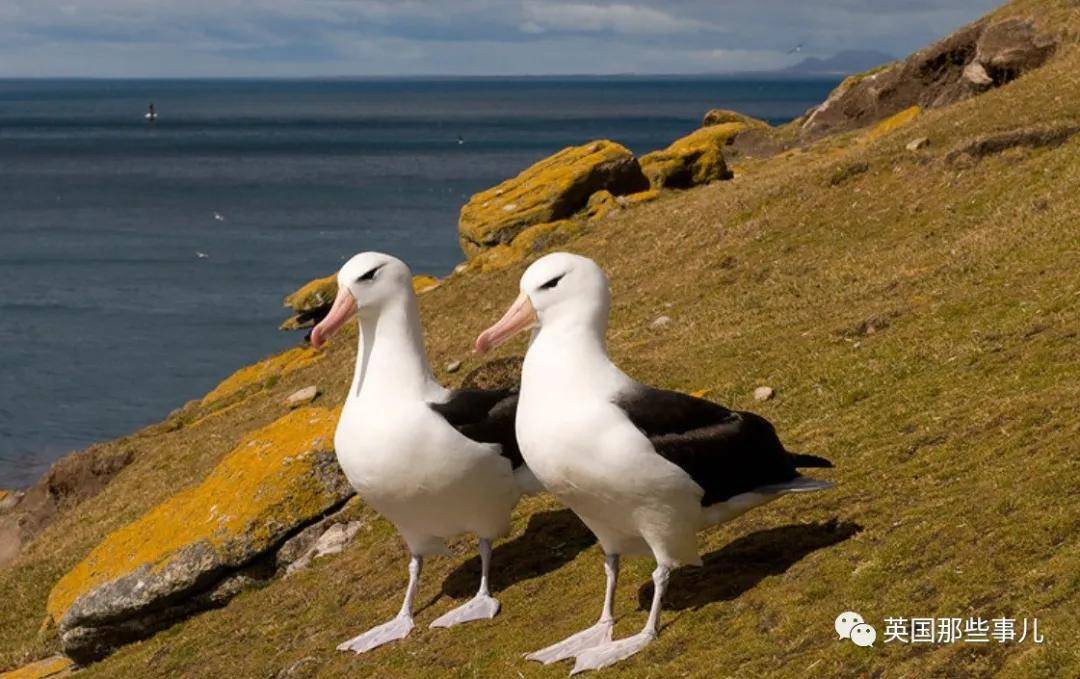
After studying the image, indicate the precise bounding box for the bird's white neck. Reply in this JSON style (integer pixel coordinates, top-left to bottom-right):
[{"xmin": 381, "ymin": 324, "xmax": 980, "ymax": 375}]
[
  {"xmin": 349, "ymin": 294, "xmax": 440, "ymax": 401},
  {"xmin": 522, "ymin": 320, "xmax": 628, "ymax": 400}
]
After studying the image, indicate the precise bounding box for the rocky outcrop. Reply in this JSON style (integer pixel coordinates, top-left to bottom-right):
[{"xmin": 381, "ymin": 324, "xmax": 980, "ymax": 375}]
[
  {"xmin": 701, "ymin": 109, "xmax": 769, "ymax": 130},
  {"xmin": 799, "ymin": 17, "xmax": 1056, "ymax": 139},
  {"xmin": 944, "ymin": 121, "xmax": 1080, "ymax": 166},
  {"xmin": 281, "ymin": 274, "xmax": 440, "ymax": 331},
  {"xmin": 0, "ymin": 447, "xmax": 135, "ymax": 568},
  {"xmin": 639, "ymin": 123, "xmax": 741, "ymax": 189},
  {"xmin": 46, "ymin": 407, "xmax": 352, "ymax": 662},
  {"xmin": 464, "ymin": 219, "xmax": 583, "ymax": 273},
  {"xmin": 457, "ymin": 140, "xmax": 648, "ymax": 258}
]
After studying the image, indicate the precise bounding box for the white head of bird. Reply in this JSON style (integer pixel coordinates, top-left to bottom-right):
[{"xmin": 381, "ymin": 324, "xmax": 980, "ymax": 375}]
[
  {"xmin": 310, "ymin": 252, "xmax": 414, "ymax": 349},
  {"xmin": 474, "ymin": 252, "xmax": 611, "ymax": 353}
]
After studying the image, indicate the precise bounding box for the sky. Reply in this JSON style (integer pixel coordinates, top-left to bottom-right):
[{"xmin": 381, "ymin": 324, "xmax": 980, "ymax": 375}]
[{"xmin": 0, "ymin": 1, "xmax": 1003, "ymax": 78}]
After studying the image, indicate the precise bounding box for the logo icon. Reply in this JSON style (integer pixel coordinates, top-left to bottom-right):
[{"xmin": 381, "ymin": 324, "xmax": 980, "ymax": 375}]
[{"xmin": 836, "ymin": 611, "xmax": 876, "ymax": 648}]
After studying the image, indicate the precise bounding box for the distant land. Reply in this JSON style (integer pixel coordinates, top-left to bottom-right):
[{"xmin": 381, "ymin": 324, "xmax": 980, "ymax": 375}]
[{"xmin": 782, "ymin": 49, "xmax": 895, "ymax": 75}]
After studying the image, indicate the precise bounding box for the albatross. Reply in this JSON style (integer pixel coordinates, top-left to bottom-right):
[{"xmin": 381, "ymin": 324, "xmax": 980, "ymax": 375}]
[
  {"xmin": 475, "ymin": 252, "xmax": 834, "ymax": 673},
  {"xmin": 310, "ymin": 252, "xmax": 536, "ymax": 654}
]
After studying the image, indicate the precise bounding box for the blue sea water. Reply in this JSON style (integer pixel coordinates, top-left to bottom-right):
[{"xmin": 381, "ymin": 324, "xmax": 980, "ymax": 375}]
[{"xmin": 0, "ymin": 77, "xmax": 837, "ymax": 488}]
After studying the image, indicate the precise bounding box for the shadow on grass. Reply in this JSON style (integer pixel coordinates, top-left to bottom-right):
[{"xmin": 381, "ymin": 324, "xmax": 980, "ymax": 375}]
[
  {"xmin": 637, "ymin": 519, "xmax": 861, "ymax": 612},
  {"xmin": 441, "ymin": 509, "xmax": 596, "ymax": 598}
]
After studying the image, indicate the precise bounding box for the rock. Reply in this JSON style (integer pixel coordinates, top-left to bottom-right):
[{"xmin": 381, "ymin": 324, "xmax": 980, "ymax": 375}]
[
  {"xmin": 46, "ymin": 407, "xmax": 353, "ymax": 662},
  {"xmin": 0, "ymin": 447, "xmax": 134, "ymax": 568},
  {"xmin": 799, "ymin": 18, "xmax": 1056, "ymax": 139},
  {"xmin": 585, "ymin": 190, "xmax": 620, "ymax": 221},
  {"xmin": 445, "ymin": 360, "xmax": 462, "ymax": 373},
  {"xmin": 753, "ymin": 386, "xmax": 775, "ymax": 402},
  {"xmin": 650, "ymin": 315, "xmax": 672, "ymax": 329},
  {"xmin": 458, "ymin": 140, "xmax": 648, "ymax": 257},
  {"xmin": 465, "ymin": 219, "xmax": 583, "ymax": 273},
  {"xmin": 906, "ymin": 137, "xmax": 930, "ymax": 151},
  {"xmin": 201, "ymin": 346, "xmax": 323, "ymax": 406},
  {"xmin": 701, "ymin": 109, "xmax": 769, "ymax": 129},
  {"xmin": 412, "ymin": 274, "xmax": 441, "ymax": 294},
  {"xmin": 285, "ymin": 385, "xmax": 319, "ymax": 408},
  {"xmin": 975, "ymin": 17, "xmax": 1057, "ymax": 78},
  {"xmin": 639, "ymin": 124, "xmax": 740, "ymax": 189},
  {"xmin": 0, "ymin": 489, "xmax": 22, "ymax": 513},
  {"xmin": 963, "ymin": 61, "xmax": 994, "ymax": 88},
  {"xmin": 0, "ymin": 655, "xmax": 74, "ymax": 679},
  {"xmin": 284, "ymin": 521, "xmax": 363, "ymax": 576}
]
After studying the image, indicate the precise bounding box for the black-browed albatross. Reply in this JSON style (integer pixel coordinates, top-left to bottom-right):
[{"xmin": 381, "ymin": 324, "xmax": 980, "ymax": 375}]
[
  {"xmin": 475, "ymin": 252, "xmax": 834, "ymax": 673},
  {"xmin": 310, "ymin": 252, "xmax": 537, "ymax": 654}
]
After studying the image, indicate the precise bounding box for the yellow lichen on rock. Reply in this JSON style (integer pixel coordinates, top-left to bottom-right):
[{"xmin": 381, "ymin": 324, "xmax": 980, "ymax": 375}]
[
  {"xmin": 465, "ymin": 219, "xmax": 584, "ymax": 273},
  {"xmin": 46, "ymin": 406, "xmax": 346, "ymax": 625},
  {"xmin": 283, "ymin": 274, "xmax": 337, "ymax": 313},
  {"xmin": 701, "ymin": 109, "xmax": 769, "ymax": 129},
  {"xmin": 200, "ymin": 346, "xmax": 322, "ymax": 406},
  {"xmin": 639, "ymin": 123, "xmax": 742, "ymax": 189},
  {"xmin": 586, "ymin": 190, "xmax": 620, "ymax": 221},
  {"xmin": 865, "ymin": 105, "xmax": 921, "ymax": 140},
  {"xmin": 411, "ymin": 274, "xmax": 441, "ymax": 294},
  {"xmin": 0, "ymin": 656, "xmax": 74, "ymax": 679},
  {"xmin": 622, "ymin": 189, "xmax": 660, "ymax": 205},
  {"xmin": 458, "ymin": 140, "xmax": 648, "ymax": 258}
]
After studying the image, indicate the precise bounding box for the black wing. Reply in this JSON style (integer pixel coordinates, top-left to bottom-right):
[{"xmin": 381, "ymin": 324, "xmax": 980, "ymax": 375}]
[
  {"xmin": 429, "ymin": 388, "xmax": 523, "ymax": 469},
  {"xmin": 613, "ymin": 385, "xmax": 803, "ymax": 506}
]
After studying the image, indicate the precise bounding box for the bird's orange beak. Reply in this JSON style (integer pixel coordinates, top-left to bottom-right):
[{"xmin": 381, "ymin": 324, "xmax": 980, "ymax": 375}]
[
  {"xmin": 310, "ymin": 285, "xmax": 356, "ymax": 349},
  {"xmin": 475, "ymin": 292, "xmax": 537, "ymax": 353}
]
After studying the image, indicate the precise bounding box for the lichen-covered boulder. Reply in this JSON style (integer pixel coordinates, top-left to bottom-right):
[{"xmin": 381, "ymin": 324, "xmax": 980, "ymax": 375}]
[
  {"xmin": 46, "ymin": 407, "xmax": 352, "ymax": 662},
  {"xmin": 465, "ymin": 219, "xmax": 583, "ymax": 273},
  {"xmin": 639, "ymin": 124, "xmax": 741, "ymax": 189},
  {"xmin": 281, "ymin": 274, "xmax": 440, "ymax": 330},
  {"xmin": 865, "ymin": 105, "xmax": 921, "ymax": 141},
  {"xmin": 458, "ymin": 140, "xmax": 648, "ymax": 258},
  {"xmin": 701, "ymin": 109, "xmax": 769, "ymax": 129},
  {"xmin": 586, "ymin": 190, "xmax": 620, "ymax": 221},
  {"xmin": 200, "ymin": 346, "xmax": 323, "ymax": 406}
]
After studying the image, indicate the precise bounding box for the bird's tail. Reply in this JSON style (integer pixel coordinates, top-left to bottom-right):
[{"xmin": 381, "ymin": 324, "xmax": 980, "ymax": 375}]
[{"xmin": 790, "ymin": 453, "xmax": 833, "ymax": 468}]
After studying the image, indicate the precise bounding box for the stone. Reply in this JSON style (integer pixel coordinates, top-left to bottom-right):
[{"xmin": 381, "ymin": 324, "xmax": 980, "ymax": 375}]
[
  {"xmin": 650, "ymin": 315, "xmax": 672, "ymax": 329},
  {"xmin": 0, "ymin": 489, "xmax": 21, "ymax": 513},
  {"xmin": 585, "ymin": 190, "xmax": 620, "ymax": 221},
  {"xmin": 46, "ymin": 407, "xmax": 353, "ymax": 662},
  {"xmin": 963, "ymin": 61, "xmax": 994, "ymax": 88},
  {"xmin": 753, "ymin": 386, "xmax": 775, "ymax": 402},
  {"xmin": 285, "ymin": 385, "xmax": 319, "ymax": 408},
  {"xmin": 465, "ymin": 219, "xmax": 583, "ymax": 273},
  {"xmin": 906, "ymin": 137, "xmax": 930, "ymax": 151},
  {"xmin": 865, "ymin": 106, "xmax": 920, "ymax": 141},
  {"xmin": 458, "ymin": 140, "xmax": 648, "ymax": 257},
  {"xmin": 284, "ymin": 521, "xmax": 363, "ymax": 576},
  {"xmin": 0, "ymin": 655, "xmax": 74, "ymax": 679},
  {"xmin": 445, "ymin": 360, "xmax": 462, "ymax": 373},
  {"xmin": 639, "ymin": 124, "xmax": 740, "ymax": 189}
]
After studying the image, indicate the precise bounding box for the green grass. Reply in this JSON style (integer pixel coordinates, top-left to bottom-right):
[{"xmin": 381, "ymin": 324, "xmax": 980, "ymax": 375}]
[{"xmin": 1, "ymin": 4, "xmax": 1079, "ymax": 676}]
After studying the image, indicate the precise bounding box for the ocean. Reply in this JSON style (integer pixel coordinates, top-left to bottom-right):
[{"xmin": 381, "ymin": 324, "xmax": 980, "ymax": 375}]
[{"xmin": 0, "ymin": 76, "xmax": 837, "ymax": 488}]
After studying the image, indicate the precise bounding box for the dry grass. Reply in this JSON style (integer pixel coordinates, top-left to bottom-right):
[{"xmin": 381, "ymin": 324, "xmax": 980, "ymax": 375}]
[{"xmin": 1, "ymin": 7, "xmax": 1079, "ymax": 677}]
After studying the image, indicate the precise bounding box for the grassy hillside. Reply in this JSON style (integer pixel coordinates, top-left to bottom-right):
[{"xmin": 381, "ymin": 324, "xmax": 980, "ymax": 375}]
[{"xmin": 2, "ymin": 2, "xmax": 1078, "ymax": 676}]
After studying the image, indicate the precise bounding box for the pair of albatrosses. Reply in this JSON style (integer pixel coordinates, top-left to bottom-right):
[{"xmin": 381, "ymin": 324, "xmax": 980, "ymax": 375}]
[{"xmin": 311, "ymin": 251, "xmax": 833, "ymax": 673}]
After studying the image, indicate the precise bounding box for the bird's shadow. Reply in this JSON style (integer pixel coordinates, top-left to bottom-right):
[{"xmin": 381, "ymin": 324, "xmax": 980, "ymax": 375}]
[
  {"xmin": 637, "ymin": 519, "xmax": 861, "ymax": 612},
  {"xmin": 440, "ymin": 508, "xmax": 596, "ymax": 598}
]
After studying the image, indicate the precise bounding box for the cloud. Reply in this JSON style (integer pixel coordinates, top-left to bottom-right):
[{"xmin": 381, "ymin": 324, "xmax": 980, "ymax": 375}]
[
  {"xmin": 520, "ymin": 2, "xmax": 711, "ymax": 35},
  {"xmin": 0, "ymin": 0, "xmax": 1003, "ymax": 76}
]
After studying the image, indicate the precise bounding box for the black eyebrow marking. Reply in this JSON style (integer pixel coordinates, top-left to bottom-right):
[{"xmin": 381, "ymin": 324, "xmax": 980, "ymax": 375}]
[
  {"xmin": 356, "ymin": 265, "xmax": 382, "ymax": 282},
  {"xmin": 539, "ymin": 273, "xmax": 564, "ymax": 290}
]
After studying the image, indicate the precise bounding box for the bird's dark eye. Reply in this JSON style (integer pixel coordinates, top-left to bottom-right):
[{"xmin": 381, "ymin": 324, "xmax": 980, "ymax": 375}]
[
  {"xmin": 356, "ymin": 266, "xmax": 380, "ymax": 283},
  {"xmin": 539, "ymin": 274, "xmax": 564, "ymax": 290}
]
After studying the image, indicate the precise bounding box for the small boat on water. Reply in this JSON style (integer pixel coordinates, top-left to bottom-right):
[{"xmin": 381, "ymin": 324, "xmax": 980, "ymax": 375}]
[{"xmin": 145, "ymin": 103, "xmax": 157, "ymax": 122}]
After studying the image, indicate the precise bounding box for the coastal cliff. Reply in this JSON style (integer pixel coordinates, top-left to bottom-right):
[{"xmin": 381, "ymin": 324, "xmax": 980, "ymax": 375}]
[{"xmin": 2, "ymin": 1, "xmax": 1078, "ymax": 676}]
